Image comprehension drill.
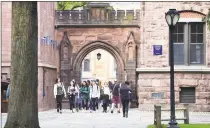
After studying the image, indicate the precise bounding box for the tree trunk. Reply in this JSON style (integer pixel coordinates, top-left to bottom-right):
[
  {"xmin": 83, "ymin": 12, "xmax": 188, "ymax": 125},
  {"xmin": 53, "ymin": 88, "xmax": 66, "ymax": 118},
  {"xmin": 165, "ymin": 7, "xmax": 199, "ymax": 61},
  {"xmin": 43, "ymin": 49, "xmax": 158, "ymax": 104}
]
[{"xmin": 4, "ymin": 2, "xmax": 40, "ymax": 128}]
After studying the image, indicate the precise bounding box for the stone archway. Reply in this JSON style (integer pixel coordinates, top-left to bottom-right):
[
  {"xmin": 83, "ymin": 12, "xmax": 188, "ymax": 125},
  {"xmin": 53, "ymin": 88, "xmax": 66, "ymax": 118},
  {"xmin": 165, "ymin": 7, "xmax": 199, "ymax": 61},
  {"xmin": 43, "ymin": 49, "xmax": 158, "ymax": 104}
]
[{"xmin": 71, "ymin": 40, "xmax": 125, "ymax": 83}]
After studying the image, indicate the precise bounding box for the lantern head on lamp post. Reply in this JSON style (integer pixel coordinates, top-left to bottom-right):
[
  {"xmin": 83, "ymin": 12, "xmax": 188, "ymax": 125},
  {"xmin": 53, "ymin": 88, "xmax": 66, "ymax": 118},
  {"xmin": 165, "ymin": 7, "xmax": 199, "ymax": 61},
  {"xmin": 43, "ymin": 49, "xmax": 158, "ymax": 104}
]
[
  {"xmin": 165, "ymin": 9, "xmax": 180, "ymax": 128},
  {"xmin": 97, "ymin": 53, "xmax": 101, "ymax": 60},
  {"xmin": 165, "ymin": 9, "xmax": 180, "ymax": 27}
]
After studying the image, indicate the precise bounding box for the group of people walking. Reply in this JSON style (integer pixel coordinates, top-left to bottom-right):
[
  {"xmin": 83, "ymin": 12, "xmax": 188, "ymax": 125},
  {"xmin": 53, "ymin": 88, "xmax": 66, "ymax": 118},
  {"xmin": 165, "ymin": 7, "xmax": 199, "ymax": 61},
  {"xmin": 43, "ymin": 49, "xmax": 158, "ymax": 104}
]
[{"xmin": 53, "ymin": 78, "xmax": 132, "ymax": 118}]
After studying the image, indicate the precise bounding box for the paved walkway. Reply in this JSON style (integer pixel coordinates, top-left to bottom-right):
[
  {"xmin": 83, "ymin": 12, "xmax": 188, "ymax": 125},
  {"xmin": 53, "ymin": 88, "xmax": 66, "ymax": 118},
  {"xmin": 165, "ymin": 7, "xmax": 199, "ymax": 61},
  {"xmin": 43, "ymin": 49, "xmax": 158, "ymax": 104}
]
[{"xmin": 1, "ymin": 109, "xmax": 210, "ymax": 128}]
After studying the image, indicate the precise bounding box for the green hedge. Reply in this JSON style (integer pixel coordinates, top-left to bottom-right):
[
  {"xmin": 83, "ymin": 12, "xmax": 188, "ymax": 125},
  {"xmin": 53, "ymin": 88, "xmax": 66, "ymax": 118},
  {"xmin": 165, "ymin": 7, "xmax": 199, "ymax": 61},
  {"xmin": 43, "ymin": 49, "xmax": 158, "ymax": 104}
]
[{"xmin": 147, "ymin": 124, "xmax": 210, "ymax": 128}]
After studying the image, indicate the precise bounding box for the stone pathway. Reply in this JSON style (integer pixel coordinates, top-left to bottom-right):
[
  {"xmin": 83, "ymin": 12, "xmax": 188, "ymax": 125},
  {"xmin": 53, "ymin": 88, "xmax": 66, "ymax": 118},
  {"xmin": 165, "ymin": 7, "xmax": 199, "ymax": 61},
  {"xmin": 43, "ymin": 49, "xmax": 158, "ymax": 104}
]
[{"xmin": 1, "ymin": 109, "xmax": 210, "ymax": 128}]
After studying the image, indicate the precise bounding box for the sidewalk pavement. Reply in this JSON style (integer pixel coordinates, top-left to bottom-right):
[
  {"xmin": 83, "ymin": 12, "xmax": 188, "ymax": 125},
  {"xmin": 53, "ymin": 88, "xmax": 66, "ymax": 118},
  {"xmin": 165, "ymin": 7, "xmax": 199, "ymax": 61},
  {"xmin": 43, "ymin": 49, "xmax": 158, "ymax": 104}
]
[{"xmin": 1, "ymin": 109, "xmax": 210, "ymax": 128}]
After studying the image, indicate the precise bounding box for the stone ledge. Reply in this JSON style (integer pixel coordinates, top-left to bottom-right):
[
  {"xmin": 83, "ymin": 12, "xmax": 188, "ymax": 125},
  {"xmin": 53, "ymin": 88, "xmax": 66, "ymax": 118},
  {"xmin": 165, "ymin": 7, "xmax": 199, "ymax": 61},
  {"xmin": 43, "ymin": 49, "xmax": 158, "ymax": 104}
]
[
  {"xmin": 2, "ymin": 62, "xmax": 57, "ymax": 69},
  {"xmin": 136, "ymin": 66, "xmax": 210, "ymax": 73},
  {"xmin": 55, "ymin": 24, "xmax": 140, "ymax": 28},
  {"xmin": 38, "ymin": 63, "xmax": 57, "ymax": 69}
]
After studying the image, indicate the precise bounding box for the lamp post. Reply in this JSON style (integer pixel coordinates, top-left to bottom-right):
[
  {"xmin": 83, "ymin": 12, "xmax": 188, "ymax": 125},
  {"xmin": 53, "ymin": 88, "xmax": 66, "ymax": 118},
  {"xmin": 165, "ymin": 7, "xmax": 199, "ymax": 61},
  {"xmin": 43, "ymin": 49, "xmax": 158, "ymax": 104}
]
[
  {"xmin": 97, "ymin": 53, "xmax": 101, "ymax": 60},
  {"xmin": 165, "ymin": 9, "xmax": 180, "ymax": 128}
]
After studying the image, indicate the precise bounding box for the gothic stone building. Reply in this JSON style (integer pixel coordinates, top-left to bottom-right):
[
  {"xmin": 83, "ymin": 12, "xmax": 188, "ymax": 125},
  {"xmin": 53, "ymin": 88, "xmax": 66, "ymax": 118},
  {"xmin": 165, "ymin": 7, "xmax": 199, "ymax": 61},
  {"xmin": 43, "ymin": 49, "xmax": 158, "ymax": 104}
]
[{"xmin": 1, "ymin": 2, "xmax": 210, "ymax": 111}]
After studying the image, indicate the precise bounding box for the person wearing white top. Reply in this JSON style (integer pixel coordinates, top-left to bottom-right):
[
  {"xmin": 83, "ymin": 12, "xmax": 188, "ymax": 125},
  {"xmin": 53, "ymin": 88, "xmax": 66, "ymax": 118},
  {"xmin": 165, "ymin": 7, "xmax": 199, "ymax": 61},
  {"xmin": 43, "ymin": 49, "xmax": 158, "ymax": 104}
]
[
  {"xmin": 53, "ymin": 78, "xmax": 66, "ymax": 114},
  {"xmin": 67, "ymin": 80, "xmax": 76, "ymax": 113},
  {"xmin": 89, "ymin": 81, "xmax": 100, "ymax": 112},
  {"xmin": 75, "ymin": 83, "xmax": 82, "ymax": 112},
  {"xmin": 102, "ymin": 82, "xmax": 111, "ymax": 112}
]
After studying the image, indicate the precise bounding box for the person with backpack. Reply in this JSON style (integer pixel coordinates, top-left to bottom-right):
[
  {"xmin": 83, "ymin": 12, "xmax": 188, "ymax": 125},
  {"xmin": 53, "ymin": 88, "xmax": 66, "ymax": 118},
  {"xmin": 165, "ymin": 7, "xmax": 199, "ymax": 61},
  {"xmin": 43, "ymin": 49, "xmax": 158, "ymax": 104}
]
[
  {"xmin": 53, "ymin": 78, "xmax": 66, "ymax": 114},
  {"xmin": 109, "ymin": 81, "xmax": 121, "ymax": 113},
  {"xmin": 89, "ymin": 80, "xmax": 100, "ymax": 113},
  {"xmin": 119, "ymin": 81, "xmax": 132, "ymax": 118}
]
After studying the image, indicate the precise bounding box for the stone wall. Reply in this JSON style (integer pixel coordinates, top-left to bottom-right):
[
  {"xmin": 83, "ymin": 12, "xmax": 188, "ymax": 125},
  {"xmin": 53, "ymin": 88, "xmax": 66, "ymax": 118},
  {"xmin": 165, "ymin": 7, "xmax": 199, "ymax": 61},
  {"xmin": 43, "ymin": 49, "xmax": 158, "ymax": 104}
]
[
  {"xmin": 38, "ymin": 2, "xmax": 58, "ymax": 69},
  {"xmin": 138, "ymin": 73, "xmax": 210, "ymax": 111},
  {"xmin": 37, "ymin": 2, "xmax": 58, "ymax": 111},
  {"xmin": 2, "ymin": 2, "xmax": 12, "ymax": 67},
  {"xmin": 55, "ymin": 27, "xmax": 140, "ymax": 81},
  {"xmin": 56, "ymin": 27, "xmax": 140, "ymax": 54},
  {"xmin": 38, "ymin": 67, "xmax": 57, "ymax": 111},
  {"xmin": 138, "ymin": 2, "xmax": 210, "ymax": 68},
  {"xmin": 1, "ymin": 2, "xmax": 58, "ymax": 111},
  {"xmin": 137, "ymin": 2, "xmax": 210, "ymax": 111}
]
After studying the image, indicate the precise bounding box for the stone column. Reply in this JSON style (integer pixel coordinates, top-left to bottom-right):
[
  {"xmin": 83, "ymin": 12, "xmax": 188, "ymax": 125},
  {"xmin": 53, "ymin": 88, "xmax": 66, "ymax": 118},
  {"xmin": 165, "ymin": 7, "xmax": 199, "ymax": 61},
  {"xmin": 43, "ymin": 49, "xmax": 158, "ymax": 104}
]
[{"xmin": 125, "ymin": 60, "xmax": 138, "ymax": 108}]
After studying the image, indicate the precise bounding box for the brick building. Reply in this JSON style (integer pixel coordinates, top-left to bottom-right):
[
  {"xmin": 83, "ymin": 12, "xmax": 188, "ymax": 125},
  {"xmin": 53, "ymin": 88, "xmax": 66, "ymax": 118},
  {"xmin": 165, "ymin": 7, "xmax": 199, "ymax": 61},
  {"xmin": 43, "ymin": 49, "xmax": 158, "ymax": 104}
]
[
  {"xmin": 2, "ymin": 2, "xmax": 57, "ymax": 111},
  {"xmin": 138, "ymin": 2, "xmax": 210, "ymax": 111},
  {"xmin": 1, "ymin": 2, "xmax": 210, "ymax": 112}
]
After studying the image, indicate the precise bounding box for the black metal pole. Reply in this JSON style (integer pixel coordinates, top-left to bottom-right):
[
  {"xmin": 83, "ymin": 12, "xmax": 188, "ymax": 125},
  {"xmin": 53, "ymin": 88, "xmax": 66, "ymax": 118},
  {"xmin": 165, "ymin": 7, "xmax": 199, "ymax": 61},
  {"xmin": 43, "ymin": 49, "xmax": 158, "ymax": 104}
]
[{"xmin": 168, "ymin": 26, "xmax": 179, "ymax": 128}]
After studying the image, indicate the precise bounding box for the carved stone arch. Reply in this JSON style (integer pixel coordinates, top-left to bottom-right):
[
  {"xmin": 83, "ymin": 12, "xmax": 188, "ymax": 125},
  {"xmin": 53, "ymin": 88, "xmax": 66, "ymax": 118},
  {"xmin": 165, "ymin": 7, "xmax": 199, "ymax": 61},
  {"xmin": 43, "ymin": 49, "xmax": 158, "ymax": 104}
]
[
  {"xmin": 58, "ymin": 31, "xmax": 73, "ymax": 86},
  {"xmin": 72, "ymin": 40, "xmax": 125, "ymax": 83},
  {"xmin": 178, "ymin": 10, "xmax": 206, "ymax": 18}
]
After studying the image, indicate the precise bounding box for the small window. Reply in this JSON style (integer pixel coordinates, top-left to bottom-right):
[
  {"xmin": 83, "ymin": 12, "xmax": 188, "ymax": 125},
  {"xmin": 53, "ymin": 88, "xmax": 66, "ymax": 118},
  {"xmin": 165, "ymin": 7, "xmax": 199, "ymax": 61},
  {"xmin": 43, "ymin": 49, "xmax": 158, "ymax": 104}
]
[
  {"xmin": 180, "ymin": 87, "xmax": 196, "ymax": 103},
  {"xmin": 83, "ymin": 59, "xmax": 90, "ymax": 72}
]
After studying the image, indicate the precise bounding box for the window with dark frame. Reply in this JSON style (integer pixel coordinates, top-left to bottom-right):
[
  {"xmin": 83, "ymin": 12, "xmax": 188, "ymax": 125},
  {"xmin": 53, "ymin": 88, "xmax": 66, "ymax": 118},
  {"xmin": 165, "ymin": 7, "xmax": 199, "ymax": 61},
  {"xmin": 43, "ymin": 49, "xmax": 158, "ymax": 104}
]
[
  {"xmin": 180, "ymin": 87, "xmax": 196, "ymax": 103},
  {"xmin": 190, "ymin": 23, "xmax": 204, "ymax": 64},
  {"xmin": 172, "ymin": 22, "xmax": 205, "ymax": 65},
  {"xmin": 83, "ymin": 59, "xmax": 90, "ymax": 72},
  {"xmin": 172, "ymin": 23, "xmax": 185, "ymax": 65}
]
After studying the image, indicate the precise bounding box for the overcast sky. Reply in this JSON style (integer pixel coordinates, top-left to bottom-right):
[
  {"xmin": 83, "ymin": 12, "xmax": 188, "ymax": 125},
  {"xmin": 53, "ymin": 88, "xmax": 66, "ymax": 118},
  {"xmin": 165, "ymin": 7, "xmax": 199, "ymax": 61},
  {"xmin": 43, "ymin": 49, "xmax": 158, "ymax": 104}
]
[{"xmin": 74, "ymin": 2, "xmax": 141, "ymax": 10}]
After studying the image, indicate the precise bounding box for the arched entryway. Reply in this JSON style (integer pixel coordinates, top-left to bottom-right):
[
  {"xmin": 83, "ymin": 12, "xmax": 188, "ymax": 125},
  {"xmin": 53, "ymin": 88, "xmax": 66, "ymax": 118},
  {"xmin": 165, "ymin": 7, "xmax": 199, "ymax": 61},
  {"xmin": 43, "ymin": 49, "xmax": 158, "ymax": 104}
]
[
  {"xmin": 72, "ymin": 41, "xmax": 125, "ymax": 83},
  {"xmin": 58, "ymin": 31, "xmax": 139, "ymax": 108}
]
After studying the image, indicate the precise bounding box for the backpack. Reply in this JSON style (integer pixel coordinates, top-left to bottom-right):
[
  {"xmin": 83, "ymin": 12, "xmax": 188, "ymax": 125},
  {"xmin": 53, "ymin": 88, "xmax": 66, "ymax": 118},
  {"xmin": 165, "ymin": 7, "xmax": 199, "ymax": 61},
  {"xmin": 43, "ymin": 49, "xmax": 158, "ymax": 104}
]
[
  {"xmin": 60, "ymin": 83, "xmax": 65, "ymax": 98},
  {"xmin": 100, "ymin": 87, "xmax": 104, "ymax": 95},
  {"xmin": 112, "ymin": 83, "xmax": 121, "ymax": 95}
]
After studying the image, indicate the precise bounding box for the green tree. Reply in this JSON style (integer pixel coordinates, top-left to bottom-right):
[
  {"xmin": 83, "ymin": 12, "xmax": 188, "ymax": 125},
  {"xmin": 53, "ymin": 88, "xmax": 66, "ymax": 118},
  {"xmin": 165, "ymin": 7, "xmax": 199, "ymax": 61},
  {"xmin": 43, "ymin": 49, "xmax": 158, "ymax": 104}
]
[
  {"xmin": 4, "ymin": 2, "xmax": 39, "ymax": 128},
  {"xmin": 57, "ymin": 1, "xmax": 87, "ymax": 10}
]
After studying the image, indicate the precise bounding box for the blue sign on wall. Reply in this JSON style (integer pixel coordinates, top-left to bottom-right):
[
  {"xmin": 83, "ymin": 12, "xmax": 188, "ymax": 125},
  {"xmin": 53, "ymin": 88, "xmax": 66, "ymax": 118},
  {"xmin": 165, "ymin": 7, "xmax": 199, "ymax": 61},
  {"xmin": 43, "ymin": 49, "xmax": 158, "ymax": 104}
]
[{"xmin": 153, "ymin": 45, "xmax": 162, "ymax": 55}]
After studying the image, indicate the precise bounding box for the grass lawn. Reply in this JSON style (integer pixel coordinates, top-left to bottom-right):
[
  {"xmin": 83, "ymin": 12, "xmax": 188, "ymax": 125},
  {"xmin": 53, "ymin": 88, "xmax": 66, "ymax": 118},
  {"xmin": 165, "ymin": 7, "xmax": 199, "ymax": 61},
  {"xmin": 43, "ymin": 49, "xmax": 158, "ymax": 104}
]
[{"xmin": 147, "ymin": 124, "xmax": 210, "ymax": 128}]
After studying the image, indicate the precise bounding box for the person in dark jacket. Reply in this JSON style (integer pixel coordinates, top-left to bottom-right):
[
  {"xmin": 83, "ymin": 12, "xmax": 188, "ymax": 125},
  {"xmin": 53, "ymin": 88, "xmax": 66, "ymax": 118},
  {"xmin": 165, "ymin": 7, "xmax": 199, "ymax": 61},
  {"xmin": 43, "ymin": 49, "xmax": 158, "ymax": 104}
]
[
  {"xmin": 119, "ymin": 81, "xmax": 132, "ymax": 118},
  {"xmin": 109, "ymin": 81, "xmax": 121, "ymax": 113}
]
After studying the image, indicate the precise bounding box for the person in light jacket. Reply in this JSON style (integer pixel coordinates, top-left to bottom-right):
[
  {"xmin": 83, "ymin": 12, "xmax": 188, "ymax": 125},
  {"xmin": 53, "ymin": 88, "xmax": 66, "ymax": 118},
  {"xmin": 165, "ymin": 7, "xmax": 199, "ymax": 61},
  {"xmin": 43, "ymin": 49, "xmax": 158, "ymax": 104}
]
[
  {"xmin": 53, "ymin": 78, "xmax": 66, "ymax": 114},
  {"xmin": 75, "ymin": 83, "xmax": 82, "ymax": 112},
  {"xmin": 102, "ymin": 82, "xmax": 111, "ymax": 113},
  {"xmin": 89, "ymin": 80, "xmax": 100, "ymax": 112},
  {"xmin": 67, "ymin": 80, "xmax": 76, "ymax": 113}
]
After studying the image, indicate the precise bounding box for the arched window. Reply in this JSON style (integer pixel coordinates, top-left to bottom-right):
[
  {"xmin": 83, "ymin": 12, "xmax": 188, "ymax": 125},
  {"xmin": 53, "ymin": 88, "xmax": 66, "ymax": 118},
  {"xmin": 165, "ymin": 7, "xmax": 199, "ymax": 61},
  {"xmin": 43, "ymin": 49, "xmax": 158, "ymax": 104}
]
[
  {"xmin": 172, "ymin": 10, "xmax": 206, "ymax": 65},
  {"xmin": 83, "ymin": 59, "xmax": 90, "ymax": 72}
]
